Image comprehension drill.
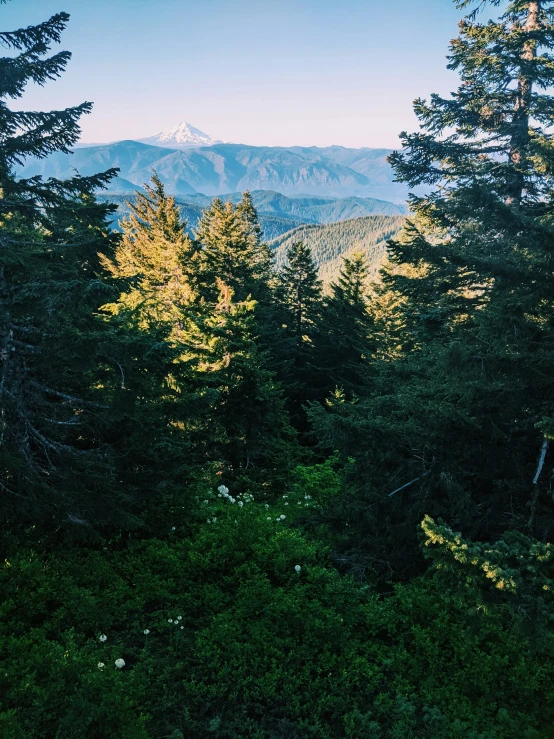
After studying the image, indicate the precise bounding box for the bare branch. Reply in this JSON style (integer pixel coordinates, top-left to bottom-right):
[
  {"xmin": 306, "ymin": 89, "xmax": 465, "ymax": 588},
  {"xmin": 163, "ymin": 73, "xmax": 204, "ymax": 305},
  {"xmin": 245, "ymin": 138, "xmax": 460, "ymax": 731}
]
[
  {"xmin": 388, "ymin": 472, "xmax": 429, "ymax": 497},
  {"xmin": 533, "ymin": 438, "xmax": 549, "ymax": 485}
]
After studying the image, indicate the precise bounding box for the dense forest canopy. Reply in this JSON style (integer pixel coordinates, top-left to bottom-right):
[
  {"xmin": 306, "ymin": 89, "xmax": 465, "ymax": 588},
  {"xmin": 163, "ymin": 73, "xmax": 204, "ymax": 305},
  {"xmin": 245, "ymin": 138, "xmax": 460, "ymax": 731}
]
[{"xmin": 2, "ymin": 1, "xmax": 554, "ymax": 737}]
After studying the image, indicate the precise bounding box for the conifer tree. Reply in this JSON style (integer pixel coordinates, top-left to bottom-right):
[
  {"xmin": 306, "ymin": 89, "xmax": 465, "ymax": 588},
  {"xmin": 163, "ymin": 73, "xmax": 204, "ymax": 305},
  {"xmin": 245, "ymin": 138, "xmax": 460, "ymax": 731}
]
[
  {"xmin": 310, "ymin": 0, "xmax": 554, "ymax": 574},
  {"xmin": 277, "ymin": 241, "xmax": 323, "ymax": 429},
  {"xmin": 0, "ymin": 5, "xmax": 124, "ymax": 524},
  {"xmin": 195, "ymin": 193, "xmax": 297, "ymax": 480},
  {"xmin": 101, "ymin": 174, "xmax": 197, "ymax": 337},
  {"xmin": 100, "ymin": 176, "xmax": 216, "ymax": 494},
  {"xmin": 203, "ymin": 280, "xmax": 296, "ymax": 482},
  {"xmin": 195, "ymin": 191, "xmax": 290, "ymax": 406},
  {"xmin": 314, "ymin": 252, "xmax": 374, "ymax": 397},
  {"xmin": 195, "ymin": 193, "xmax": 273, "ymax": 305}
]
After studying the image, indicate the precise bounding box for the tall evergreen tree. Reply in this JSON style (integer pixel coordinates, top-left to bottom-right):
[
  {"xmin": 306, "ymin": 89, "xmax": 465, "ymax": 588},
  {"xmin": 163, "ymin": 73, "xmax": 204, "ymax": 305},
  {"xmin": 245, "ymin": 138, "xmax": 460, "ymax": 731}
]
[
  {"xmin": 277, "ymin": 241, "xmax": 323, "ymax": 430},
  {"xmin": 101, "ymin": 174, "xmax": 197, "ymax": 337},
  {"xmin": 313, "ymin": 252, "xmax": 374, "ymax": 397},
  {"xmin": 103, "ymin": 178, "xmax": 296, "ymax": 489},
  {"xmin": 310, "ymin": 0, "xmax": 554, "ymax": 576},
  {"xmin": 203, "ymin": 280, "xmax": 296, "ymax": 483},
  {"xmin": 0, "ymin": 5, "xmax": 125, "ymax": 524},
  {"xmin": 195, "ymin": 193, "xmax": 273, "ymax": 305},
  {"xmin": 99, "ymin": 176, "xmax": 219, "ymax": 502}
]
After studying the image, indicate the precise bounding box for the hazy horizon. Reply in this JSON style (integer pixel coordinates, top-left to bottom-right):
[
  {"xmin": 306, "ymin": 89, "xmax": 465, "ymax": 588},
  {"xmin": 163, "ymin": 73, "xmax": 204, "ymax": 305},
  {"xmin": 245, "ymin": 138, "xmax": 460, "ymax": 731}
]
[{"xmin": 3, "ymin": 0, "xmax": 506, "ymax": 150}]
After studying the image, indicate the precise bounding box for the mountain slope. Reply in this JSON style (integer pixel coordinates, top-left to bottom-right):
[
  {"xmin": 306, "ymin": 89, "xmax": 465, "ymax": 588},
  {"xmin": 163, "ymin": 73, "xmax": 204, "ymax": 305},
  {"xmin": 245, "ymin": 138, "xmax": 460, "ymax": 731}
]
[
  {"xmin": 16, "ymin": 140, "xmax": 416, "ymax": 201},
  {"xmin": 269, "ymin": 215, "xmax": 405, "ymax": 282},
  {"xmin": 138, "ymin": 121, "xmax": 221, "ymax": 149}
]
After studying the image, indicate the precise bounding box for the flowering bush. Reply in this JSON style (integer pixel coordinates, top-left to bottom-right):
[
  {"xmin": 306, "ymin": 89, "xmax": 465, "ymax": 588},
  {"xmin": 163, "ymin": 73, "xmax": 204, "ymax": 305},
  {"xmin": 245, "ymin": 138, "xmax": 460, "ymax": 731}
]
[{"xmin": 0, "ymin": 463, "xmax": 552, "ymax": 738}]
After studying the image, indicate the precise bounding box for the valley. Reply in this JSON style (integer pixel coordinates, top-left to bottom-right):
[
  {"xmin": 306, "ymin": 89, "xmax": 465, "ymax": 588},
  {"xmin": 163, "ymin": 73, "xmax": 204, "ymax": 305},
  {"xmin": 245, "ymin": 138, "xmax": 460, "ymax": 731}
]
[{"xmin": 102, "ymin": 190, "xmax": 406, "ymax": 279}]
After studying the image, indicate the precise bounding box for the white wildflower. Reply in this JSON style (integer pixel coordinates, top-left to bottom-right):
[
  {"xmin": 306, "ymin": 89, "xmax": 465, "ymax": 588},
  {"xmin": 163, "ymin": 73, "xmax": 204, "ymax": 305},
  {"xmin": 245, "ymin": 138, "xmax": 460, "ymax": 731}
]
[
  {"xmin": 114, "ymin": 658, "xmax": 125, "ymax": 669},
  {"xmin": 284, "ymin": 502, "xmax": 289, "ymax": 506},
  {"xmin": 97, "ymin": 662, "xmax": 105, "ymax": 669},
  {"xmin": 218, "ymin": 485, "xmax": 229, "ymax": 496},
  {"xmin": 265, "ymin": 504, "xmax": 269, "ymax": 509},
  {"xmin": 212, "ymin": 517, "xmax": 217, "ymax": 523},
  {"xmin": 171, "ymin": 526, "xmax": 176, "ymax": 531},
  {"xmin": 280, "ymin": 514, "xmax": 286, "ymax": 520},
  {"xmin": 295, "ymin": 565, "xmax": 302, "ymax": 573},
  {"xmin": 267, "ymin": 517, "xmax": 271, "ymax": 521},
  {"xmin": 143, "ymin": 629, "xmax": 150, "ymax": 635},
  {"xmin": 168, "ymin": 618, "xmax": 173, "ymax": 623},
  {"xmin": 177, "ymin": 615, "xmax": 182, "ymax": 621},
  {"xmin": 180, "ymin": 625, "xmax": 184, "ymax": 630},
  {"xmin": 99, "ymin": 634, "xmax": 107, "ymax": 643},
  {"xmin": 238, "ymin": 501, "xmax": 243, "ymax": 508}
]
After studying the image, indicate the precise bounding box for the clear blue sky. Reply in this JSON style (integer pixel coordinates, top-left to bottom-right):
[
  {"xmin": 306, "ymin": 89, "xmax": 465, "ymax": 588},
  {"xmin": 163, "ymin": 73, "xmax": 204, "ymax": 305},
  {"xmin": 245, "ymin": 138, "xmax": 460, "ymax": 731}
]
[{"xmin": 2, "ymin": 0, "xmax": 503, "ymax": 148}]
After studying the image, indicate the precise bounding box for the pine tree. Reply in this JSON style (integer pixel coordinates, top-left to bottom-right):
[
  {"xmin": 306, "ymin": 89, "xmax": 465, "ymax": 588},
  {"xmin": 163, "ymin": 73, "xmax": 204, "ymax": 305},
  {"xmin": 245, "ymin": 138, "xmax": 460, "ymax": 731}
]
[
  {"xmin": 194, "ymin": 192, "xmax": 289, "ymax": 366},
  {"xmin": 202, "ymin": 279, "xmax": 296, "ymax": 483},
  {"xmin": 310, "ymin": 0, "xmax": 554, "ymax": 576},
  {"xmin": 101, "ymin": 174, "xmax": 197, "ymax": 338},
  {"xmin": 195, "ymin": 193, "xmax": 298, "ymax": 482},
  {"xmin": 103, "ymin": 178, "xmax": 296, "ymax": 490}
]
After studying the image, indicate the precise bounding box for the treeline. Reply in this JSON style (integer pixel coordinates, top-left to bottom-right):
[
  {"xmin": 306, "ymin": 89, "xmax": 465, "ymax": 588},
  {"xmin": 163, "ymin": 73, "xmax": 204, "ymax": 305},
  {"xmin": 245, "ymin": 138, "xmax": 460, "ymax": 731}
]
[{"xmin": 2, "ymin": 2, "xmax": 554, "ymax": 737}]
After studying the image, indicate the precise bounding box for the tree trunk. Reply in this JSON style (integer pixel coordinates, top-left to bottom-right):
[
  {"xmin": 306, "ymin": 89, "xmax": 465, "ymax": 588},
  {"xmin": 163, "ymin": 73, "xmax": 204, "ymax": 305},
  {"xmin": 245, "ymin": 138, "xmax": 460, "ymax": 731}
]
[{"xmin": 507, "ymin": 0, "xmax": 540, "ymax": 204}]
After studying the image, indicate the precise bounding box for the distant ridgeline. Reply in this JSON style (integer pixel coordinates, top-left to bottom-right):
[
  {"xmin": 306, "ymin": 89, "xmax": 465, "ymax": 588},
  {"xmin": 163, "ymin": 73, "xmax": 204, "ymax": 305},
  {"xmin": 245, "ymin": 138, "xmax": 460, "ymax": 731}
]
[
  {"xmin": 17, "ymin": 139, "xmax": 419, "ymax": 201},
  {"xmin": 100, "ymin": 191, "xmax": 406, "ymax": 279}
]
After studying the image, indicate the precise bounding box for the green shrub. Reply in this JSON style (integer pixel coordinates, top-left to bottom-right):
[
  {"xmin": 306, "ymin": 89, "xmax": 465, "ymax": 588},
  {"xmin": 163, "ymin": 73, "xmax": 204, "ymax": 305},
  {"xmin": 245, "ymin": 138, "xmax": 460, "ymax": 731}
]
[{"xmin": 1, "ymin": 469, "xmax": 553, "ymax": 737}]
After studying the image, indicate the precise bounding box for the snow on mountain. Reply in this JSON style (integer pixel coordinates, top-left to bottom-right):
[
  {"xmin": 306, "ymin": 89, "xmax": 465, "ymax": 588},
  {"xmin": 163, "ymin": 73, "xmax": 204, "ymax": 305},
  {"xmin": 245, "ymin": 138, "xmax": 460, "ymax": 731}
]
[{"xmin": 137, "ymin": 121, "xmax": 221, "ymax": 149}]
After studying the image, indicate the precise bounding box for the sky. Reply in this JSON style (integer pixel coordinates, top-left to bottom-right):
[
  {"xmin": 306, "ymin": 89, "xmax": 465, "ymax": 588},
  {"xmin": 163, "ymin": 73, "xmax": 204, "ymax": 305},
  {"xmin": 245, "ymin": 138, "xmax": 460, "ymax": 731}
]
[{"xmin": 2, "ymin": 0, "xmax": 502, "ymax": 149}]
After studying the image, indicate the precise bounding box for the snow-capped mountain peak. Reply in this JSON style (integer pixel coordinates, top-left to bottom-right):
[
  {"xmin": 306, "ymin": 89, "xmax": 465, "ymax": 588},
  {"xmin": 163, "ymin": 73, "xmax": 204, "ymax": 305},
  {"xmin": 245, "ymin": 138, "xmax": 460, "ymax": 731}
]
[{"xmin": 138, "ymin": 121, "xmax": 221, "ymax": 149}]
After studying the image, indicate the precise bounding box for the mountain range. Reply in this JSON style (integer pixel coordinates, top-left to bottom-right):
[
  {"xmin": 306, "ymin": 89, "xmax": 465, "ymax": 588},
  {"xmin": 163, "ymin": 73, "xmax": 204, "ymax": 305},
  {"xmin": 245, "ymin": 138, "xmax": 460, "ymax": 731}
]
[
  {"xmin": 17, "ymin": 139, "xmax": 417, "ymax": 202},
  {"xmin": 101, "ymin": 189, "xmax": 407, "ymax": 240}
]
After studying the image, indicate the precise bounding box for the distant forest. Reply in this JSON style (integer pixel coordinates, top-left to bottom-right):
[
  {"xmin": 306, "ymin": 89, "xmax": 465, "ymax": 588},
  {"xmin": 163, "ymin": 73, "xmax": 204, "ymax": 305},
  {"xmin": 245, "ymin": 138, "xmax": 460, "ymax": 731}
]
[{"xmin": 270, "ymin": 215, "xmax": 405, "ymax": 281}]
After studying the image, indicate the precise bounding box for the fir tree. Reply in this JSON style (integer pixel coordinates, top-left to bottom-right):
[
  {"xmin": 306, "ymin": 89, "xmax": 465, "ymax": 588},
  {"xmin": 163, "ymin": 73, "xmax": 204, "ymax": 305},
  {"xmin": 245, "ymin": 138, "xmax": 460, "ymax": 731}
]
[
  {"xmin": 195, "ymin": 193, "xmax": 273, "ymax": 305},
  {"xmin": 314, "ymin": 252, "xmax": 374, "ymax": 397},
  {"xmin": 310, "ymin": 0, "xmax": 554, "ymax": 576},
  {"xmin": 0, "ymin": 5, "xmax": 123, "ymax": 524},
  {"xmin": 101, "ymin": 174, "xmax": 197, "ymax": 338},
  {"xmin": 203, "ymin": 279, "xmax": 296, "ymax": 483},
  {"xmin": 100, "ymin": 175, "xmax": 216, "ymax": 498},
  {"xmin": 277, "ymin": 241, "xmax": 323, "ymax": 430}
]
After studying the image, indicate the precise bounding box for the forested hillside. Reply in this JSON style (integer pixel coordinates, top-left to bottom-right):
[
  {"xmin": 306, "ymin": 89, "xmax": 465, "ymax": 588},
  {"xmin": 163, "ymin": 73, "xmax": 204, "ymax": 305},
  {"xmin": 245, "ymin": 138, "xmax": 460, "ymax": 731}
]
[
  {"xmin": 270, "ymin": 215, "xmax": 405, "ymax": 280},
  {"xmin": 2, "ymin": 2, "xmax": 554, "ymax": 738}
]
